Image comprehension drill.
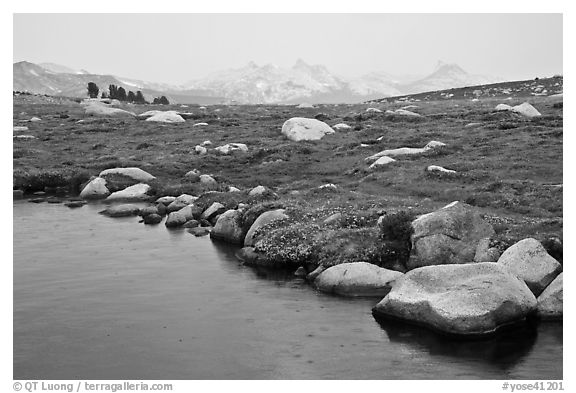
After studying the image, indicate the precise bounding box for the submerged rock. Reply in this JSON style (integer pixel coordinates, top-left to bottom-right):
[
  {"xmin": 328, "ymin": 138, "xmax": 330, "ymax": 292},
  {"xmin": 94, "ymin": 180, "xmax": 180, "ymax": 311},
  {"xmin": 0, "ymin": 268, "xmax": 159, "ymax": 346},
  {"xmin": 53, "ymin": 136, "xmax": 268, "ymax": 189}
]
[
  {"xmin": 315, "ymin": 262, "xmax": 403, "ymax": 297},
  {"xmin": 497, "ymin": 238, "xmax": 562, "ymax": 296},
  {"xmin": 372, "ymin": 262, "xmax": 537, "ymax": 336},
  {"xmin": 99, "ymin": 204, "xmax": 141, "ymax": 217}
]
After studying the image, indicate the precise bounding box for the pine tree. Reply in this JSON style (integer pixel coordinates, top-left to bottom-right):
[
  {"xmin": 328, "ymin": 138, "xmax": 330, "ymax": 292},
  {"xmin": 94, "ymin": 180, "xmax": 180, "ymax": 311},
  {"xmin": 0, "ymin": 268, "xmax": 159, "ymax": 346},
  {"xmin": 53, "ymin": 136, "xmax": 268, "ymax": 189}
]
[
  {"xmin": 135, "ymin": 91, "xmax": 147, "ymax": 104},
  {"xmin": 127, "ymin": 91, "xmax": 136, "ymax": 103},
  {"xmin": 87, "ymin": 82, "xmax": 99, "ymax": 98},
  {"xmin": 117, "ymin": 87, "xmax": 127, "ymax": 101},
  {"xmin": 108, "ymin": 84, "xmax": 118, "ymax": 100}
]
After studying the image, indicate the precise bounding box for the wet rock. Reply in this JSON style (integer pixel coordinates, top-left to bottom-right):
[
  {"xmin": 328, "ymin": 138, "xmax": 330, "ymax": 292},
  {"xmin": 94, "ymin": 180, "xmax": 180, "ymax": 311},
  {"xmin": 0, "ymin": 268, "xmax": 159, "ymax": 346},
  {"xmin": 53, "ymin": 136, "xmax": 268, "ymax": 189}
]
[
  {"xmin": 210, "ymin": 210, "xmax": 245, "ymax": 245},
  {"xmin": 64, "ymin": 200, "xmax": 86, "ymax": 208},
  {"xmin": 497, "ymin": 238, "xmax": 562, "ymax": 296},
  {"xmin": 29, "ymin": 198, "xmax": 45, "ymax": 203},
  {"xmin": 13, "ymin": 190, "xmax": 24, "ymax": 199},
  {"xmin": 188, "ymin": 227, "xmax": 211, "ymax": 237},
  {"xmin": 294, "ymin": 267, "xmax": 308, "ymax": 277},
  {"xmin": 139, "ymin": 205, "xmax": 160, "ymax": 217},
  {"xmin": 183, "ymin": 220, "xmax": 200, "ymax": 228},
  {"xmin": 316, "ymin": 262, "xmax": 403, "ymax": 297},
  {"xmin": 306, "ymin": 265, "xmax": 326, "ymax": 282},
  {"xmin": 536, "ymin": 273, "xmax": 563, "ymax": 320},
  {"xmin": 165, "ymin": 205, "xmax": 197, "ymax": 227},
  {"xmin": 99, "ymin": 204, "xmax": 141, "ymax": 217},
  {"xmin": 143, "ymin": 214, "xmax": 163, "ymax": 225},
  {"xmin": 372, "ymin": 262, "xmax": 537, "ymax": 336},
  {"xmin": 80, "ymin": 177, "xmax": 110, "ymax": 200}
]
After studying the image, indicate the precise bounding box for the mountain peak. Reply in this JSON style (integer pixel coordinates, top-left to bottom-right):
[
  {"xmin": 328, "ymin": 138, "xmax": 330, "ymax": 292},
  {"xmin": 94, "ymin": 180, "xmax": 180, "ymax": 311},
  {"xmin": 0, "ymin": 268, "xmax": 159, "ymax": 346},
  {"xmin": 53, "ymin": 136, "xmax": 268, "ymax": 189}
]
[{"xmin": 293, "ymin": 58, "xmax": 310, "ymax": 69}]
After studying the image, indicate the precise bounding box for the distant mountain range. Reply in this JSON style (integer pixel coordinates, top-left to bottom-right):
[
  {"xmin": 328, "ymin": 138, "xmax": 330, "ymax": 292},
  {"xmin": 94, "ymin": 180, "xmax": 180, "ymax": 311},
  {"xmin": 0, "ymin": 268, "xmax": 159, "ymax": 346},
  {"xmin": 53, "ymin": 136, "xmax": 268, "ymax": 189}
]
[{"xmin": 14, "ymin": 59, "xmax": 504, "ymax": 104}]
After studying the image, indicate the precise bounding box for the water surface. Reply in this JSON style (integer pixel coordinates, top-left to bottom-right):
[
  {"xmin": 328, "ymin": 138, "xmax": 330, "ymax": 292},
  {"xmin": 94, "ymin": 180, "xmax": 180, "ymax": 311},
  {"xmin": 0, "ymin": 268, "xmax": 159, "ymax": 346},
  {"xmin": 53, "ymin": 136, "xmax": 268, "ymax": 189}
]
[{"xmin": 13, "ymin": 201, "xmax": 563, "ymax": 379}]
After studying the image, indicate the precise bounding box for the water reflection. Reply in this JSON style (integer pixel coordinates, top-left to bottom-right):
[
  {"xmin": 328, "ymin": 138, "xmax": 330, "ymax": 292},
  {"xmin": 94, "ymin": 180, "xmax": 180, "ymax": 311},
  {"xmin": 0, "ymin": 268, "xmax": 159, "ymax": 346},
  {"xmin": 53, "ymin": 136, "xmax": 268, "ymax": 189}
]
[{"xmin": 374, "ymin": 315, "xmax": 540, "ymax": 371}]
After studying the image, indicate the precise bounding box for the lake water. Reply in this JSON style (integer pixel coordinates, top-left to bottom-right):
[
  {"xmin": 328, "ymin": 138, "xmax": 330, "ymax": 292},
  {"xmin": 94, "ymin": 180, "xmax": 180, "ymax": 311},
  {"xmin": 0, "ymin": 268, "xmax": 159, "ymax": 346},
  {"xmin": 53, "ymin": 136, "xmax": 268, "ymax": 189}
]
[{"xmin": 13, "ymin": 201, "xmax": 563, "ymax": 380}]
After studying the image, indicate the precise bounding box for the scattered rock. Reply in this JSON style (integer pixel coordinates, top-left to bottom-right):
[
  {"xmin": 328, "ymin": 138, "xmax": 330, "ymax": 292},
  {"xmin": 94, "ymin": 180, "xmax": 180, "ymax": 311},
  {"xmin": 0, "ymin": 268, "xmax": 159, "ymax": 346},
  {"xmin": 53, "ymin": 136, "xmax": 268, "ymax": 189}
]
[
  {"xmin": 392, "ymin": 109, "xmax": 421, "ymax": 117},
  {"xmin": 199, "ymin": 174, "xmax": 218, "ymax": 186},
  {"xmin": 244, "ymin": 209, "xmax": 288, "ymax": 246},
  {"xmin": 80, "ymin": 177, "xmax": 110, "ymax": 200},
  {"xmin": 536, "ymin": 273, "xmax": 563, "ymax": 320},
  {"xmin": 281, "ymin": 117, "xmax": 335, "ymax": 142},
  {"xmin": 184, "ymin": 170, "xmax": 201, "ymax": 182},
  {"xmin": 215, "ymin": 143, "xmax": 248, "ymax": 155},
  {"xmin": 511, "ymin": 102, "xmax": 541, "ymax": 118},
  {"xmin": 210, "ymin": 210, "xmax": 246, "ymax": 244},
  {"xmin": 145, "ymin": 111, "xmax": 185, "ymax": 123},
  {"xmin": 409, "ymin": 201, "xmax": 495, "ymax": 270},
  {"xmin": 193, "ymin": 122, "xmax": 209, "ymax": 127},
  {"xmin": 200, "ymin": 140, "xmax": 212, "ymax": 147},
  {"xmin": 194, "ymin": 145, "xmax": 207, "ymax": 155},
  {"xmin": 248, "ymin": 185, "xmax": 268, "ymax": 196},
  {"xmin": 366, "ymin": 140, "xmax": 446, "ymax": 162},
  {"xmin": 369, "ymin": 156, "xmax": 396, "ymax": 169},
  {"xmin": 373, "ymin": 262, "xmax": 537, "ymax": 336},
  {"xmin": 497, "ymin": 238, "xmax": 562, "ymax": 296},
  {"xmin": 464, "ymin": 122, "xmax": 482, "ymax": 128},
  {"xmin": 13, "ymin": 126, "xmax": 29, "ymax": 132},
  {"xmin": 228, "ymin": 186, "xmax": 241, "ymax": 193},
  {"xmin": 106, "ymin": 183, "xmax": 152, "ymax": 202},
  {"xmin": 316, "ymin": 262, "xmax": 403, "ymax": 297},
  {"xmin": 366, "ymin": 108, "xmax": 382, "ymax": 113},
  {"xmin": 426, "ymin": 165, "xmax": 456, "ymax": 174},
  {"xmin": 332, "ymin": 123, "xmax": 352, "ymax": 130},
  {"xmin": 13, "ymin": 135, "xmax": 36, "ymax": 140},
  {"xmin": 30, "ymin": 117, "xmax": 41, "ymax": 122},
  {"xmin": 99, "ymin": 204, "xmax": 141, "ymax": 217}
]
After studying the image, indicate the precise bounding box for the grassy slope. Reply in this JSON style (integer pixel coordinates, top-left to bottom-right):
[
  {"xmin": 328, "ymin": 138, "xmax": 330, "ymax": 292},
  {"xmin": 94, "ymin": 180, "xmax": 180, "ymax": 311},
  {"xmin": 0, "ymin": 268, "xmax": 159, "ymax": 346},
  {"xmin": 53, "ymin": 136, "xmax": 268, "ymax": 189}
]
[{"xmin": 12, "ymin": 93, "xmax": 563, "ymax": 244}]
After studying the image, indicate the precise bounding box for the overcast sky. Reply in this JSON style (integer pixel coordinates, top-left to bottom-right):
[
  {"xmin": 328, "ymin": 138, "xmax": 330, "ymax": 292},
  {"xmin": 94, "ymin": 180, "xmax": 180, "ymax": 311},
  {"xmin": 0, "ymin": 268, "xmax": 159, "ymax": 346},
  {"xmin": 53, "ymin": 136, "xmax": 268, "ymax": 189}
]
[{"xmin": 13, "ymin": 13, "xmax": 562, "ymax": 84}]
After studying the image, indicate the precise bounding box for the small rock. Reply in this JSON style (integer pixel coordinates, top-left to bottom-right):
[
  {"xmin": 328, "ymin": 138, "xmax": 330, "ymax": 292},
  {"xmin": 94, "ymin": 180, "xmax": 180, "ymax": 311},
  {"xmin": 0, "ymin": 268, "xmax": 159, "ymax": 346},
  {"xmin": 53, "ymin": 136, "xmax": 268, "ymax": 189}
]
[
  {"xmin": 188, "ymin": 227, "xmax": 211, "ymax": 236},
  {"xmin": 294, "ymin": 267, "xmax": 308, "ymax": 277},
  {"xmin": 537, "ymin": 273, "xmax": 563, "ymax": 320},
  {"xmin": 201, "ymin": 202, "xmax": 226, "ymax": 221},
  {"xmin": 64, "ymin": 200, "xmax": 86, "ymax": 208},
  {"xmin": 143, "ymin": 214, "xmax": 162, "ymax": 225},
  {"xmin": 13, "ymin": 190, "xmax": 24, "ymax": 199},
  {"xmin": 99, "ymin": 204, "xmax": 141, "ymax": 217}
]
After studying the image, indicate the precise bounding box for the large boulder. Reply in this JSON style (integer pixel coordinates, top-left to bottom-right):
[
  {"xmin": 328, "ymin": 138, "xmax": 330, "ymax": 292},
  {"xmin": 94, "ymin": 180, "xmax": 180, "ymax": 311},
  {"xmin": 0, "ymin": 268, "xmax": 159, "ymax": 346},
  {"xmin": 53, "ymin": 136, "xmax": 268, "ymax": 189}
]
[
  {"xmin": 210, "ymin": 210, "xmax": 245, "ymax": 245},
  {"xmin": 536, "ymin": 273, "xmax": 563, "ymax": 320},
  {"xmin": 83, "ymin": 101, "xmax": 136, "ymax": 118},
  {"xmin": 244, "ymin": 209, "xmax": 288, "ymax": 246},
  {"xmin": 99, "ymin": 204, "xmax": 141, "ymax": 217},
  {"xmin": 145, "ymin": 111, "xmax": 185, "ymax": 123},
  {"xmin": 408, "ymin": 201, "xmax": 495, "ymax": 270},
  {"xmin": 281, "ymin": 117, "xmax": 335, "ymax": 142},
  {"xmin": 79, "ymin": 177, "xmax": 110, "ymax": 200},
  {"xmin": 497, "ymin": 238, "xmax": 562, "ymax": 296},
  {"xmin": 99, "ymin": 167, "xmax": 156, "ymax": 191},
  {"xmin": 511, "ymin": 102, "xmax": 541, "ymax": 118},
  {"xmin": 372, "ymin": 262, "xmax": 537, "ymax": 336},
  {"xmin": 315, "ymin": 262, "xmax": 403, "ymax": 297},
  {"xmin": 106, "ymin": 183, "xmax": 151, "ymax": 202}
]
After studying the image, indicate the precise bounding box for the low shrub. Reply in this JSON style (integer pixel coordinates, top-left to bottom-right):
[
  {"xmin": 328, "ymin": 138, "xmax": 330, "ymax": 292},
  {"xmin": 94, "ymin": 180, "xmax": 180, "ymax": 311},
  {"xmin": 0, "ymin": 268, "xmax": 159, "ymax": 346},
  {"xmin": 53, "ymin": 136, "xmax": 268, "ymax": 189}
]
[{"xmin": 374, "ymin": 211, "xmax": 415, "ymax": 271}]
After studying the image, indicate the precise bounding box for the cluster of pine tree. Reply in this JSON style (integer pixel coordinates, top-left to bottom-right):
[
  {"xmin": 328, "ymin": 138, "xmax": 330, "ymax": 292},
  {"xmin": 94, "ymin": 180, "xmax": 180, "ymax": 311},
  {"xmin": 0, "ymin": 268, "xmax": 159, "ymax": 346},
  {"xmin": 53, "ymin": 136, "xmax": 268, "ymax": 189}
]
[{"xmin": 87, "ymin": 82, "xmax": 169, "ymax": 105}]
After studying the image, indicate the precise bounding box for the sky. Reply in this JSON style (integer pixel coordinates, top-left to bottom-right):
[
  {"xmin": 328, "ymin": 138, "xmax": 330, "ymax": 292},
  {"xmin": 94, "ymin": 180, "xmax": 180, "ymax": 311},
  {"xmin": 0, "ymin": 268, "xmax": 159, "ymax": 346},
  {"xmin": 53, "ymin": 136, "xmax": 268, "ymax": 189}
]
[{"xmin": 13, "ymin": 13, "xmax": 563, "ymax": 85}]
